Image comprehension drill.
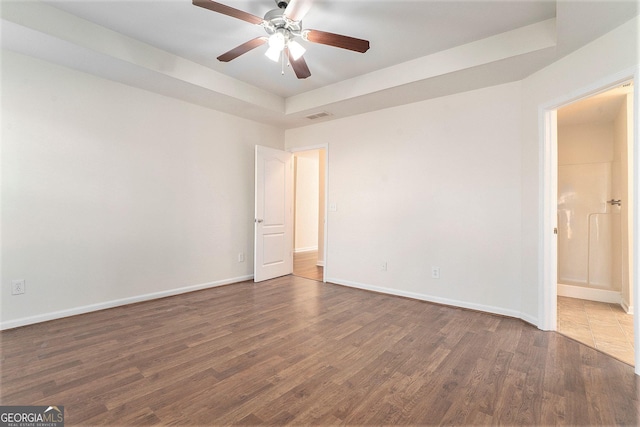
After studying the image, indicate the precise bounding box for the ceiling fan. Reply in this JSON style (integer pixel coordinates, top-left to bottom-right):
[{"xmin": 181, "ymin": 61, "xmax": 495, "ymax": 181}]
[{"xmin": 192, "ymin": 0, "xmax": 370, "ymax": 79}]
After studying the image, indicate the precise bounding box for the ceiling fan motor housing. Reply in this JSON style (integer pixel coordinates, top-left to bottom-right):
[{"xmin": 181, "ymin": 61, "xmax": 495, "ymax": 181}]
[{"xmin": 263, "ymin": 8, "xmax": 302, "ymax": 37}]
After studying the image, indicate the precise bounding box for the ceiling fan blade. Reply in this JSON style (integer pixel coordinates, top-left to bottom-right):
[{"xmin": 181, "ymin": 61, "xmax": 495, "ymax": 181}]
[
  {"xmin": 284, "ymin": 0, "xmax": 313, "ymax": 22},
  {"xmin": 287, "ymin": 50, "xmax": 311, "ymax": 79},
  {"xmin": 304, "ymin": 29, "xmax": 370, "ymax": 53},
  {"xmin": 217, "ymin": 37, "xmax": 268, "ymax": 62},
  {"xmin": 192, "ymin": 0, "xmax": 264, "ymax": 25}
]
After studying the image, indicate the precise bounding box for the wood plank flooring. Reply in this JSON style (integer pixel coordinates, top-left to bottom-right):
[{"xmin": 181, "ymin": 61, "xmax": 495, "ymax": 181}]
[
  {"xmin": 1, "ymin": 275, "xmax": 639, "ymax": 425},
  {"xmin": 293, "ymin": 250, "xmax": 323, "ymax": 281}
]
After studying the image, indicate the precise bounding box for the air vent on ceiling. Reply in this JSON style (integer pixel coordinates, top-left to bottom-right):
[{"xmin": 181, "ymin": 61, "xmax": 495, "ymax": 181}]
[
  {"xmin": 305, "ymin": 111, "xmax": 332, "ymax": 120},
  {"xmin": 621, "ymin": 81, "xmax": 633, "ymax": 88}
]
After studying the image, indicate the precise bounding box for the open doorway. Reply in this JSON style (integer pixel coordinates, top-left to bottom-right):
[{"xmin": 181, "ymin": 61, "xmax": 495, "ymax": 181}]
[
  {"xmin": 292, "ymin": 148, "xmax": 326, "ymax": 282},
  {"xmin": 555, "ymin": 82, "xmax": 635, "ymax": 365}
]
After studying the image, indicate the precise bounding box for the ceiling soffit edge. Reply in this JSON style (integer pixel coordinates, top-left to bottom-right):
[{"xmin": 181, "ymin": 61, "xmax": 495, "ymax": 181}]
[{"xmin": 2, "ymin": 1, "xmax": 567, "ymax": 127}]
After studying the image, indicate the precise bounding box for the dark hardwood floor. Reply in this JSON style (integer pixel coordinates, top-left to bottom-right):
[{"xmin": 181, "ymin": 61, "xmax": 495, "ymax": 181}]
[
  {"xmin": 293, "ymin": 250, "xmax": 323, "ymax": 281},
  {"xmin": 1, "ymin": 275, "xmax": 638, "ymax": 425}
]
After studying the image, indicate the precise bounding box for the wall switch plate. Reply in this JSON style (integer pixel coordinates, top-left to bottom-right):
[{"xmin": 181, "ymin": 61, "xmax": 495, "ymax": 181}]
[
  {"xmin": 431, "ymin": 267, "xmax": 440, "ymax": 279},
  {"xmin": 329, "ymin": 203, "xmax": 337, "ymax": 212},
  {"xmin": 12, "ymin": 279, "xmax": 25, "ymax": 295},
  {"xmin": 238, "ymin": 252, "xmax": 245, "ymax": 262}
]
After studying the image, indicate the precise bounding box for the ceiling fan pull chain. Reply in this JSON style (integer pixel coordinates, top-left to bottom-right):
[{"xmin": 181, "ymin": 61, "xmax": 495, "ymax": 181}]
[{"xmin": 281, "ymin": 49, "xmax": 285, "ymax": 75}]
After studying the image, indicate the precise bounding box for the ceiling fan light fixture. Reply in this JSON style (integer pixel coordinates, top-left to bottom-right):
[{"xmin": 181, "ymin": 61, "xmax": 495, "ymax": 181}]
[
  {"xmin": 268, "ymin": 29, "xmax": 286, "ymax": 51},
  {"xmin": 264, "ymin": 45, "xmax": 281, "ymax": 62},
  {"xmin": 288, "ymin": 40, "xmax": 305, "ymax": 60}
]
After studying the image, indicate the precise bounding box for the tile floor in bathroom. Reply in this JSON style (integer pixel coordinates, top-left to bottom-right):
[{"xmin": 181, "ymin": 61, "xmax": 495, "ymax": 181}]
[{"xmin": 557, "ymin": 296, "xmax": 635, "ymax": 365}]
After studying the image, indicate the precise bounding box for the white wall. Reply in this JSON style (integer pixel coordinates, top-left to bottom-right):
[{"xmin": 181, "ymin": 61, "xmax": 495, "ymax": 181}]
[
  {"xmin": 286, "ymin": 82, "xmax": 523, "ymax": 317},
  {"xmin": 1, "ymin": 50, "xmax": 284, "ymax": 329},
  {"xmin": 558, "ymin": 124, "xmax": 614, "ymax": 165},
  {"xmin": 294, "ymin": 151, "xmax": 319, "ymax": 252}
]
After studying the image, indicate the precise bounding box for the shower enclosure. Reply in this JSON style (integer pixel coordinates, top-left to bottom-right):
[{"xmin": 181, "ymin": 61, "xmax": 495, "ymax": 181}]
[
  {"xmin": 556, "ymin": 91, "xmax": 632, "ymax": 309},
  {"xmin": 557, "ymin": 162, "xmax": 622, "ymax": 294}
]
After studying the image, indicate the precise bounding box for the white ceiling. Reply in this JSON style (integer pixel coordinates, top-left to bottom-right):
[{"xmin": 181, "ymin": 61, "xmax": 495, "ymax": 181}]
[
  {"xmin": 1, "ymin": 0, "xmax": 638, "ymax": 128},
  {"xmin": 39, "ymin": 0, "xmax": 557, "ymax": 97}
]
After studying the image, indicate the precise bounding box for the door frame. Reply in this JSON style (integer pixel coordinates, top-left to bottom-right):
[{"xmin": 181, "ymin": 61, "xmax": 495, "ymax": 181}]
[
  {"xmin": 289, "ymin": 143, "xmax": 329, "ymax": 283},
  {"xmin": 540, "ymin": 67, "xmax": 640, "ymax": 374}
]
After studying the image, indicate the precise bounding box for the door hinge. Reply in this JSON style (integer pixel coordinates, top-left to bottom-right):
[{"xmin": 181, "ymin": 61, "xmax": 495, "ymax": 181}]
[{"xmin": 553, "ymin": 227, "xmax": 558, "ymax": 235}]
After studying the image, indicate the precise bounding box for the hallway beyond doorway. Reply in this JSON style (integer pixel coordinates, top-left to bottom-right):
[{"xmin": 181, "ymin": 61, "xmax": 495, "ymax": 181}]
[{"xmin": 293, "ymin": 250, "xmax": 323, "ymax": 281}]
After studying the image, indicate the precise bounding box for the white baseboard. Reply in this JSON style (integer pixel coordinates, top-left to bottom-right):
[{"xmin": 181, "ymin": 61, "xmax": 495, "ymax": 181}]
[
  {"xmin": 326, "ymin": 277, "xmax": 523, "ymax": 320},
  {"xmin": 519, "ymin": 312, "xmax": 539, "ymax": 327},
  {"xmin": 294, "ymin": 246, "xmax": 318, "ymax": 253},
  {"xmin": 557, "ymin": 283, "xmax": 622, "ymax": 304},
  {"xmin": 621, "ymin": 300, "xmax": 634, "ymax": 315},
  {"xmin": 0, "ymin": 275, "xmax": 253, "ymax": 330}
]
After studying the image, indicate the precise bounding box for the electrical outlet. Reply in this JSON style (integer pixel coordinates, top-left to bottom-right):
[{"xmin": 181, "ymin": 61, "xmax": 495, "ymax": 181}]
[
  {"xmin": 238, "ymin": 252, "xmax": 245, "ymax": 262},
  {"xmin": 431, "ymin": 267, "xmax": 440, "ymax": 279},
  {"xmin": 12, "ymin": 279, "xmax": 25, "ymax": 295},
  {"xmin": 381, "ymin": 262, "xmax": 387, "ymax": 271}
]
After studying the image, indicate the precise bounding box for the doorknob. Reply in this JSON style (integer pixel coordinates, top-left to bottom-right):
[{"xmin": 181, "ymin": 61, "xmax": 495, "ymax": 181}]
[{"xmin": 255, "ymin": 218, "xmax": 264, "ymax": 223}]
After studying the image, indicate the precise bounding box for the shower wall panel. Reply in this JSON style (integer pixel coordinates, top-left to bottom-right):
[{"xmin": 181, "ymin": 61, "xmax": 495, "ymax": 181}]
[
  {"xmin": 558, "ymin": 162, "xmax": 615, "ymax": 288},
  {"xmin": 588, "ymin": 212, "xmax": 620, "ymax": 289}
]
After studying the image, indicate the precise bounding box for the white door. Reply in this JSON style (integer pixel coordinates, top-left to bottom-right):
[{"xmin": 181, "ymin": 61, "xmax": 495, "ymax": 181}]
[{"xmin": 254, "ymin": 145, "xmax": 293, "ymax": 282}]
